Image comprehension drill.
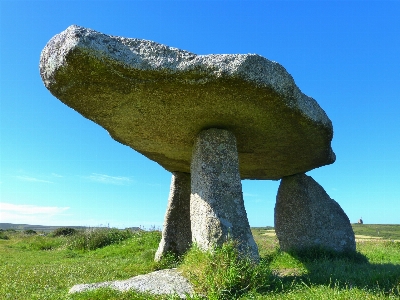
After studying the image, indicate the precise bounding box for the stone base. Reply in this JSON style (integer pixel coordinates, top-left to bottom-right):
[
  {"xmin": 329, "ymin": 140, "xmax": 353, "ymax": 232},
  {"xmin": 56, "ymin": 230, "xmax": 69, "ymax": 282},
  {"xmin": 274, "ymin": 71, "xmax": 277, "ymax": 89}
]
[
  {"xmin": 155, "ymin": 172, "xmax": 192, "ymax": 261},
  {"xmin": 190, "ymin": 128, "xmax": 259, "ymax": 260},
  {"xmin": 69, "ymin": 269, "xmax": 193, "ymax": 298},
  {"xmin": 275, "ymin": 173, "xmax": 356, "ymax": 252}
]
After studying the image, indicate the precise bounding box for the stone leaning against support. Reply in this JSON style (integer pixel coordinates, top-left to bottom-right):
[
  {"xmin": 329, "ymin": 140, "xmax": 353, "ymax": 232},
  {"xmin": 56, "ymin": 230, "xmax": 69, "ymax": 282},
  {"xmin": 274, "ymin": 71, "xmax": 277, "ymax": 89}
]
[{"xmin": 275, "ymin": 173, "xmax": 356, "ymax": 253}]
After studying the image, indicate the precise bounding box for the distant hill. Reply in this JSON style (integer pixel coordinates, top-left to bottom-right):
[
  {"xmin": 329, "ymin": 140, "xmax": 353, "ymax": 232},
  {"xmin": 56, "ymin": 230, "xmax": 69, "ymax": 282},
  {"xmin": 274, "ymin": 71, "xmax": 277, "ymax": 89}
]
[
  {"xmin": 0, "ymin": 223, "xmax": 90, "ymax": 233},
  {"xmin": 0, "ymin": 223, "xmax": 141, "ymax": 233}
]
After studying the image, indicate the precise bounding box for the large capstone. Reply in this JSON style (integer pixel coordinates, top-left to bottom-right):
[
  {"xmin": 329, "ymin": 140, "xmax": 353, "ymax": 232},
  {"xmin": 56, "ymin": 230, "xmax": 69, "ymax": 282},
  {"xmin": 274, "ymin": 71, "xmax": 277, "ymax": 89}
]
[
  {"xmin": 155, "ymin": 172, "xmax": 192, "ymax": 261},
  {"xmin": 190, "ymin": 128, "xmax": 259, "ymax": 260},
  {"xmin": 275, "ymin": 173, "xmax": 356, "ymax": 252},
  {"xmin": 40, "ymin": 25, "xmax": 335, "ymax": 180}
]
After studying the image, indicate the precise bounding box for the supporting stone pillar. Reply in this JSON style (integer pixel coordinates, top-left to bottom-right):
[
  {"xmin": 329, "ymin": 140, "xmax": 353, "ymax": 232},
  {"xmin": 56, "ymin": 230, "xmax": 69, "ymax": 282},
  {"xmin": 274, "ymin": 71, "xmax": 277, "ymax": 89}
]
[
  {"xmin": 190, "ymin": 128, "xmax": 259, "ymax": 260},
  {"xmin": 275, "ymin": 173, "xmax": 356, "ymax": 253},
  {"xmin": 155, "ymin": 172, "xmax": 192, "ymax": 261}
]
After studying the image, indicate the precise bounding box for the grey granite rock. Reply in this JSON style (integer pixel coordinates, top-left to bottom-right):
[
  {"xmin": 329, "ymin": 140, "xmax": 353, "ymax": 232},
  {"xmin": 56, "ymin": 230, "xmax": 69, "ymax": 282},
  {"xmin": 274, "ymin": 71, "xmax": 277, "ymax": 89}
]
[
  {"xmin": 69, "ymin": 268, "xmax": 193, "ymax": 298},
  {"xmin": 190, "ymin": 128, "xmax": 259, "ymax": 260},
  {"xmin": 155, "ymin": 172, "xmax": 192, "ymax": 261},
  {"xmin": 40, "ymin": 25, "xmax": 335, "ymax": 180},
  {"xmin": 275, "ymin": 173, "xmax": 356, "ymax": 252}
]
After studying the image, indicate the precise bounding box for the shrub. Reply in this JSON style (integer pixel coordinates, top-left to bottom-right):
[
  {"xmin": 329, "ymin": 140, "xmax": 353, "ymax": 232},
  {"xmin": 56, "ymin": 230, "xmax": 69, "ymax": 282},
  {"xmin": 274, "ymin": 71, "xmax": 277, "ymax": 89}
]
[
  {"xmin": 67, "ymin": 228, "xmax": 133, "ymax": 251},
  {"xmin": 52, "ymin": 227, "xmax": 77, "ymax": 237},
  {"xmin": 24, "ymin": 229, "xmax": 37, "ymax": 235},
  {"xmin": 0, "ymin": 231, "xmax": 9, "ymax": 240},
  {"xmin": 180, "ymin": 240, "xmax": 271, "ymax": 299}
]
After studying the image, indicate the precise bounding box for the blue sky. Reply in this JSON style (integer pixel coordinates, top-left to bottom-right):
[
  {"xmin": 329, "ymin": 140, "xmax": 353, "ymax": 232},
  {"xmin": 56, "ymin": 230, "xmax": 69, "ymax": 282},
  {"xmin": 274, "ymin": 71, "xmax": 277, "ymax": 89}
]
[{"xmin": 1, "ymin": 1, "xmax": 399, "ymax": 228}]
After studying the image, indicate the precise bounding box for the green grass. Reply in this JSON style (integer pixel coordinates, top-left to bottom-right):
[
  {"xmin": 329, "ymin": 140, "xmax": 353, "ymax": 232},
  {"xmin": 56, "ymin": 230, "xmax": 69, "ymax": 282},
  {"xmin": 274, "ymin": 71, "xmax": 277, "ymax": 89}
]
[
  {"xmin": 0, "ymin": 225, "xmax": 399, "ymax": 299},
  {"xmin": 0, "ymin": 229, "xmax": 163, "ymax": 299},
  {"xmin": 250, "ymin": 226, "xmax": 400, "ymax": 299}
]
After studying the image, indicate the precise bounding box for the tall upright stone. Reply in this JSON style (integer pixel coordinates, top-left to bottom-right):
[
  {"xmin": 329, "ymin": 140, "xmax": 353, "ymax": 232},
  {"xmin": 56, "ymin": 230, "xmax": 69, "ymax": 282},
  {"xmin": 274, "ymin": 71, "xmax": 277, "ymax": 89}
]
[
  {"xmin": 275, "ymin": 173, "xmax": 356, "ymax": 252},
  {"xmin": 190, "ymin": 128, "xmax": 259, "ymax": 260},
  {"xmin": 155, "ymin": 172, "xmax": 192, "ymax": 261}
]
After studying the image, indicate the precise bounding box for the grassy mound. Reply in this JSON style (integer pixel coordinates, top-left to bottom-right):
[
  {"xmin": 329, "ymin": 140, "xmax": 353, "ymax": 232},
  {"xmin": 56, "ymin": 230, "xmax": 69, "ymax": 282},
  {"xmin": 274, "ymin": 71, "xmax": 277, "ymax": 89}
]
[
  {"xmin": 52, "ymin": 227, "xmax": 77, "ymax": 237},
  {"xmin": 66, "ymin": 228, "xmax": 134, "ymax": 251},
  {"xmin": 179, "ymin": 240, "xmax": 271, "ymax": 299}
]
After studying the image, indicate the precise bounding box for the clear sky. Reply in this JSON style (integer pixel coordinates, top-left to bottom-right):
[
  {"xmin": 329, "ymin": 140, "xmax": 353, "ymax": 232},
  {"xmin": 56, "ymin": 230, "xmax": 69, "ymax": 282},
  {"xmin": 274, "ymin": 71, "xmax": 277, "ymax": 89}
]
[{"xmin": 1, "ymin": 1, "xmax": 399, "ymax": 228}]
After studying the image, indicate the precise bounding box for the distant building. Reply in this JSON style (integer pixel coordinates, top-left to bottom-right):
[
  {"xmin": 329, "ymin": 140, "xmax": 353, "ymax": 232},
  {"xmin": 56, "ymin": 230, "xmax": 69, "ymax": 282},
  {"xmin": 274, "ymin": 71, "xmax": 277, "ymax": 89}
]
[{"xmin": 357, "ymin": 218, "xmax": 363, "ymax": 224}]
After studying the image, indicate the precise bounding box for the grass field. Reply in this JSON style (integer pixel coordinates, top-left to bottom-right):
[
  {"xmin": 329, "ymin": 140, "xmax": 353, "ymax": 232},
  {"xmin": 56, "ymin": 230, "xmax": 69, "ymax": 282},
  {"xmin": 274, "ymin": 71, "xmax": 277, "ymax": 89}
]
[
  {"xmin": 352, "ymin": 224, "xmax": 400, "ymax": 241},
  {"xmin": 0, "ymin": 225, "xmax": 399, "ymax": 299}
]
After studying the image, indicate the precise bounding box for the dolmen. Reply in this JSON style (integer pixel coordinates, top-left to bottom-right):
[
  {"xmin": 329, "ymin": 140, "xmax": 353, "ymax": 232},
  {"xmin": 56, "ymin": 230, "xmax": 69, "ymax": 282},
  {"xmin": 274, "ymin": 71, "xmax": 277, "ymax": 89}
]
[{"xmin": 40, "ymin": 25, "xmax": 355, "ymax": 262}]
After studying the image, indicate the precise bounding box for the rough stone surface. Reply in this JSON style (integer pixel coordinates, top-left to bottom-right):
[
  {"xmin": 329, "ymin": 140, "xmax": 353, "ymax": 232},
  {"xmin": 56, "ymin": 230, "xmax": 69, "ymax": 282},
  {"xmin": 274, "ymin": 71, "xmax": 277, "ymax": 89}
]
[
  {"xmin": 190, "ymin": 128, "xmax": 259, "ymax": 260},
  {"xmin": 40, "ymin": 25, "xmax": 335, "ymax": 180},
  {"xmin": 275, "ymin": 173, "xmax": 356, "ymax": 252},
  {"xmin": 155, "ymin": 172, "xmax": 192, "ymax": 261},
  {"xmin": 69, "ymin": 268, "xmax": 193, "ymax": 298}
]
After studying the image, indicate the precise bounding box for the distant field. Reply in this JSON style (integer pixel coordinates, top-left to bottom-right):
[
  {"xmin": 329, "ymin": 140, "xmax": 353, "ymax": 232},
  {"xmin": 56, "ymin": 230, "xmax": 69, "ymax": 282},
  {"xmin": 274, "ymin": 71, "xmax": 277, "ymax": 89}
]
[
  {"xmin": 3, "ymin": 223, "xmax": 400, "ymax": 239},
  {"xmin": 0, "ymin": 223, "xmax": 89, "ymax": 233},
  {"xmin": 0, "ymin": 223, "xmax": 141, "ymax": 233},
  {"xmin": 351, "ymin": 224, "xmax": 400, "ymax": 240},
  {"xmin": 253, "ymin": 224, "xmax": 400, "ymax": 240}
]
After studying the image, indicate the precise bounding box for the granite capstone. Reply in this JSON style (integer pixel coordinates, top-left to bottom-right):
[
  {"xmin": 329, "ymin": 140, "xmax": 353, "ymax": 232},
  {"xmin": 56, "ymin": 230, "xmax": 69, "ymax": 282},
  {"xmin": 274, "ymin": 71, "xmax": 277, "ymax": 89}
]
[{"xmin": 40, "ymin": 25, "xmax": 335, "ymax": 180}]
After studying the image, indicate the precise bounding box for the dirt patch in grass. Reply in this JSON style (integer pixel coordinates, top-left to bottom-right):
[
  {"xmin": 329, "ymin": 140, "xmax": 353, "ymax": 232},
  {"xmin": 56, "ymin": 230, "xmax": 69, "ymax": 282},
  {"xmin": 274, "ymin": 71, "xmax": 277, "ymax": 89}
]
[
  {"xmin": 262, "ymin": 230, "xmax": 276, "ymax": 237},
  {"xmin": 272, "ymin": 267, "xmax": 306, "ymax": 277},
  {"xmin": 355, "ymin": 235, "xmax": 400, "ymax": 242}
]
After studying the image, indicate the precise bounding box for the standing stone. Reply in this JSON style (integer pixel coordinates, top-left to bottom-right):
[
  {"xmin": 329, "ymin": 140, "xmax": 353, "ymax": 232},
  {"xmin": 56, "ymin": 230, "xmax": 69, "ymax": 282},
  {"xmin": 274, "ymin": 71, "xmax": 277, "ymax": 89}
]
[
  {"xmin": 190, "ymin": 128, "xmax": 259, "ymax": 260},
  {"xmin": 155, "ymin": 172, "xmax": 192, "ymax": 261},
  {"xmin": 275, "ymin": 173, "xmax": 356, "ymax": 252}
]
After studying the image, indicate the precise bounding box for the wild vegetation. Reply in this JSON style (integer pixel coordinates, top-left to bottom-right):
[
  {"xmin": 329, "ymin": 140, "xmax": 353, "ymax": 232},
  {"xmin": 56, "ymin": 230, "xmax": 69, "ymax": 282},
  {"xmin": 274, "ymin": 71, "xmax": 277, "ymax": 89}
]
[{"xmin": 0, "ymin": 225, "xmax": 399, "ymax": 299}]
